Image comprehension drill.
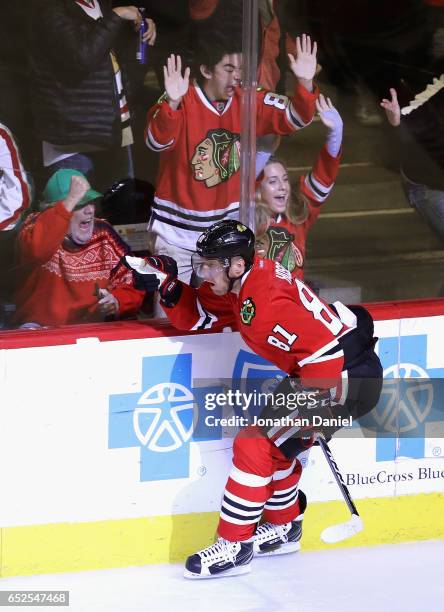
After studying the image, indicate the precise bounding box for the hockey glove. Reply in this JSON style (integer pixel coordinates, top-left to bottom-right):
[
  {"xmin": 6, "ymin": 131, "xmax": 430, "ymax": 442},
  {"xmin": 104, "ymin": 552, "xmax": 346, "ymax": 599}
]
[
  {"xmin": 288, "ymin": 379, "xmax": 347, "ymax": 440},
  {"xmin": 122, "ymin": 254, "xmax": 182, "ymax": 307},
  {"xmin": 258, "ymin": 376, "xmax": 342, "ymax": 442},
  {"xmin": 146, "ymin": 255, "xmax": 182, "ymax": 307}
]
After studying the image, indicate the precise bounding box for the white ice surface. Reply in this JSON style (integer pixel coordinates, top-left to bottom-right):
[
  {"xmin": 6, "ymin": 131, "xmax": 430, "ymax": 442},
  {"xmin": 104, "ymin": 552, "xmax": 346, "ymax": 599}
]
[{"xmin": 0, "ymin": 541, "xmax": 442, "ymax": 612}]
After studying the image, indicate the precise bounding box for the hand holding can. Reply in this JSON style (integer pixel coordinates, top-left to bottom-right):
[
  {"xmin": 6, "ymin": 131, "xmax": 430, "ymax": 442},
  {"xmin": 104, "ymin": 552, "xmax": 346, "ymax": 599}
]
[{"xmin": 137, "ymin": 8, "xmax": 148, "ymax": 64}]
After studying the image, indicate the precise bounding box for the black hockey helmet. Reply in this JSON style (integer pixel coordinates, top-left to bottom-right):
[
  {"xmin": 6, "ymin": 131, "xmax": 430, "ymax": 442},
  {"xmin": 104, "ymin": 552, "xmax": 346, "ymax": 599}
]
[
  {"xmin": 195, "ymin": 220, "xmax": 255, "ymax": 270},
  {"xmin": 101, "ymin": 178, "xmax": 154, "ymax": 225}
]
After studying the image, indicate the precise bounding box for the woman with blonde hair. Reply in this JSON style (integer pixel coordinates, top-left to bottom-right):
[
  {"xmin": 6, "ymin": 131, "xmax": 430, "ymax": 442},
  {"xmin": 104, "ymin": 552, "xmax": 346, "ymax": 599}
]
[{"xmin": 256, "ymin": 94, "xmax": 343, "ymax": 278}]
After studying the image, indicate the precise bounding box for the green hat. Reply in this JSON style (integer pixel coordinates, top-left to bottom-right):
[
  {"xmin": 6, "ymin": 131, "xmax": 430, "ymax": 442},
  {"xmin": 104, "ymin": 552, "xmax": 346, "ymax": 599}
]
[{"xmin": 43, "ymin": 169, "xmax": 102, "ymax": 210}]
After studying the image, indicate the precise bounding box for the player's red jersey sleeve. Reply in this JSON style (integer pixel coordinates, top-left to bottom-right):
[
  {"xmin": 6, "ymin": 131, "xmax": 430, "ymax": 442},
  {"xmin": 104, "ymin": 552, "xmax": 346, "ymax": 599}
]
[
  {"xmin": 256, "ymin": 83, "xmax": 318, "ymax": 136},
  {"xmin": 162, "ymin": 281, "xmax": 238, "ymax": 331}
]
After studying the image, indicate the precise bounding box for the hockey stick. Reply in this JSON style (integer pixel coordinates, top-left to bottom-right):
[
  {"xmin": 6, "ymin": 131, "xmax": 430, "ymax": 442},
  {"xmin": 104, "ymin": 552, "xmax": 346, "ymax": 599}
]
[{"xmin": 317, "ymin": 435, "xmax": 363, "ymax": 544}]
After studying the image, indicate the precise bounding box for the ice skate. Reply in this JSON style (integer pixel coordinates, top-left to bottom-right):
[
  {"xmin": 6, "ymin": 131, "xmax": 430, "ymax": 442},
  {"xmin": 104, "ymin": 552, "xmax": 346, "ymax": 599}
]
[
  {"xmin": 184, "ymin": 538, "xmax": 253, "ymax": 579},
  {"xmin": 253, "ymin": 491, "xmax": 306, "ymax": 557}
]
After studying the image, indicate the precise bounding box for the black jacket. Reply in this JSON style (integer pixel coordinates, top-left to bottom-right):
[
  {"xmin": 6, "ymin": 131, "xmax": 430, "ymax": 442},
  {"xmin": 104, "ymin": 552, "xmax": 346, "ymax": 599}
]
[{"xmin": 30, "ymin": 0, "xmax": 134, "ymax": 147}]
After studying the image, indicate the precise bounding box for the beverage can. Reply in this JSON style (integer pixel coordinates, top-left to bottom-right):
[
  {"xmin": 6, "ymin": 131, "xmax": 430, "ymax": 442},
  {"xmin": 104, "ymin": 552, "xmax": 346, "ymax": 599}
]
[{"xmin": 137, "ymin": 8, "xmax": 148, "ymax": 65}]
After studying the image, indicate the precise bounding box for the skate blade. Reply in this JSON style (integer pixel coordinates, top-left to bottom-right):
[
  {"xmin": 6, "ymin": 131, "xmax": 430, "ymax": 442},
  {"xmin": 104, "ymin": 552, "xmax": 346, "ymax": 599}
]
[
  {"xmin": 183, "ymin": 564, "xmax": 251, "ymax": 580},
  {"xmin": 254, "ymin": 541, "xmax": 301, "ymax": 557}
]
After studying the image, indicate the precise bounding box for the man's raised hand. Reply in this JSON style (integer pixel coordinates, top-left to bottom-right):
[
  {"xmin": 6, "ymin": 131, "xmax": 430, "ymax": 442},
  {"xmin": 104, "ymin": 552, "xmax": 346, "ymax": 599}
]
[
  {"xmin": 380, "ymin": 88, "xmax": 401, "ymax": 127},
  {"xmin": 163, "ymin": 54, "xmax": 190, "ymax": 109},
  {"xmin": 64, "ymin": 175, "xmax": 90, "ymax": 212},
  {"xmin": 288, "ymin": 34, "xmax": 318, "ymax": 92}
]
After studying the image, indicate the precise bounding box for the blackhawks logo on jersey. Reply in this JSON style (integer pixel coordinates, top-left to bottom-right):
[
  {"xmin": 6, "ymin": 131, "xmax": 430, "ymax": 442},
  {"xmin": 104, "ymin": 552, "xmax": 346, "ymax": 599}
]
[
  {"xmin": 191, "ymin": 128, "xmax": 241, "ymax": 188},
  {"xmin": 240, "ymin": 297, "xmax": 256, "ymax": 325},
  {"xmin": 256, "ymin": 226, "xmax": 303, "ymax": 272}
]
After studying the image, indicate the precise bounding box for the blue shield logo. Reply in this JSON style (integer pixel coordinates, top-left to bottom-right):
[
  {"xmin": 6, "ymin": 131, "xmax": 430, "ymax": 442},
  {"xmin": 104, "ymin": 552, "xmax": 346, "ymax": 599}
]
[{"xmin": 232, "ymin": 349, "xmax": 285, "ymax": 418}]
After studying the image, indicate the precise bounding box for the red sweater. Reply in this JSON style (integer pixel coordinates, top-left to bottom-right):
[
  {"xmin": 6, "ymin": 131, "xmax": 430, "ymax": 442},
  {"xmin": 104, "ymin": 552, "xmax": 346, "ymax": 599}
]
[{"xmin": 13, "ymin": 202, "xmax": 144, "ymax": 326}]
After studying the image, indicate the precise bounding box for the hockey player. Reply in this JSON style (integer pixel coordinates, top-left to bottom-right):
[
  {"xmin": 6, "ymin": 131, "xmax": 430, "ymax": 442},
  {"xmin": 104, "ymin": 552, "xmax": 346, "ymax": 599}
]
[
  {"xmin": 125, "ymin": 221, "xmax": 382, "ymax": 579},
  {"xmin": 144, "ymin": 33, "xmax": 320, "ymax": 283}
]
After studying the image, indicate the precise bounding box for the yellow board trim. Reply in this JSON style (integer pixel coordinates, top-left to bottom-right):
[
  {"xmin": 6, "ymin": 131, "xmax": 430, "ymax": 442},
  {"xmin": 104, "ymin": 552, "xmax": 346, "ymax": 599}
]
[{"xmin": 2, "ymin": 493, "xmax": 443, "ymax": 577}]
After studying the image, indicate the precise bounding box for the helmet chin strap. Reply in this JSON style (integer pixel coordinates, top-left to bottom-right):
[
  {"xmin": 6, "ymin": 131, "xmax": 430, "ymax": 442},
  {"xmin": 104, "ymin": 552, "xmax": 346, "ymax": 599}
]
[
  {"xmin": 225, "ymin": 257, "xmax": 250, "ymax": 292},
  {"xmin": 226, "ymin": 273, "xmax": 238, "ymax": 292}
]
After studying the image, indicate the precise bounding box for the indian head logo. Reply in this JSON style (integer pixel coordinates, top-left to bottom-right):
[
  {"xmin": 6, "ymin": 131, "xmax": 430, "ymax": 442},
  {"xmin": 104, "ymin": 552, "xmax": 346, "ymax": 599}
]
[
  {"xmin": 191, "ymin": 129, "xmax": 241, "ymax": 187},
  {"xmin": 256, "ymin": 226, "xmax": 304, "ymax": 272}
]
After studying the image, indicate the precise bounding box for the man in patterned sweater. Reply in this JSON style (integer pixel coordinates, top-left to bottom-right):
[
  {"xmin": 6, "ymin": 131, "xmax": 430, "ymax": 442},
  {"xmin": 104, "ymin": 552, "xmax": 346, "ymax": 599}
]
[{"xmin": 13, "ymin": 169, "xmax": 144, "ymax": 327}]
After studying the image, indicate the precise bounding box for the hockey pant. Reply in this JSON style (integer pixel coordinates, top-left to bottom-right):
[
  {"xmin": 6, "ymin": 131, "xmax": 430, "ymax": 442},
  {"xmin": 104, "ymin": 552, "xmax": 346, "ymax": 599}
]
[
  {"xmin": 258, "ymin": 307, "xmax": 383, "ymax": 457},
  {"xmin": 257, "ymin": 347, "xmax": 382, "ymax": 458},
  {"xmin": 217, "ymin": 425, "xmax": 312, "ymax": 542}
]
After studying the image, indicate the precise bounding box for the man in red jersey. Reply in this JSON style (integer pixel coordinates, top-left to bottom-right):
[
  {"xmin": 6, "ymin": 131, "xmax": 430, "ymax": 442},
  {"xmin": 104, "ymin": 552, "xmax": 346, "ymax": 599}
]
[{"xmin": 125, "ymin": 220, "xmax": 382, "ymax": 579}]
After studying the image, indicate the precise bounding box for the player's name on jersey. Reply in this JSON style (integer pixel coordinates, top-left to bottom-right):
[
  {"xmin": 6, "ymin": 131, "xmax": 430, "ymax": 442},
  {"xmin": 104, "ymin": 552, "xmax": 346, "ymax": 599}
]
[{"xmin": 204, "ymin": 414, "xmax": 353, "ymax": 428}]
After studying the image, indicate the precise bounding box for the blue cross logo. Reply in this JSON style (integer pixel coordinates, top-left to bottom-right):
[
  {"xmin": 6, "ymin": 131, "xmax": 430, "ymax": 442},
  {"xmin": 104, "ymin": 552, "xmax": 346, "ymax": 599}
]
[
  {"xmin": 373, "ymin": 335, "xmax": 444, "ymax": 461},
  {"xmin": 108, "ymin": 353, "xmax": 224, "ymax": 482}
]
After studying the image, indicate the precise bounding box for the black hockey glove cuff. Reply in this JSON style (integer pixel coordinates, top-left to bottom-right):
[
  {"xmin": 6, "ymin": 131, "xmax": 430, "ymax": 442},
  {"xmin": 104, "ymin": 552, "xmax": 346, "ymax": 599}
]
[
  {"xmin": 159, "ymin": 275, "xmax": 183, "ymax": 308},
  {"xmin": 288, "ymin": 380, "xmax": 334, "ymax": 422},
  {"xmin": 145, "ymin": 255, "xmax": 182, "ymax": 308},
  {"xmin": 258, "ymin": 377, "xmax": 341, "ymax": 442}
]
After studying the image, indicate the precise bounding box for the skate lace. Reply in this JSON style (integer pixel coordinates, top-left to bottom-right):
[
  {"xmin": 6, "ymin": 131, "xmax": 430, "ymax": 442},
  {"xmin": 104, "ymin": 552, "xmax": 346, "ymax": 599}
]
[
  {"xmin": 255, "ymin": 522, "xmax": 290, "ymax": 544},
  {"xmin": 199, "ymin": 538, "xmax": 237, "ymax": 563}
]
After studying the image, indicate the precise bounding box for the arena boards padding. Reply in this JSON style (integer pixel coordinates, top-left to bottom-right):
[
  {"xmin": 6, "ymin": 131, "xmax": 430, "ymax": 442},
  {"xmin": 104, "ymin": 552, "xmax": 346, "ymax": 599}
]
[
  {"xmin": 0, "ymin": 302, "xmax": 443, "ymax": 576},
  {"xmin": 1, "ymin": 493, "xmax": 443, "ymax": 576}
]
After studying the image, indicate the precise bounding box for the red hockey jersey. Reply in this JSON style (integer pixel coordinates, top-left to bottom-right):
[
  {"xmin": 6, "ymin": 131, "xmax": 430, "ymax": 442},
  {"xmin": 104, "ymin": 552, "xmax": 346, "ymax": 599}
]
[
  {"xmin": 164, "ymin": 257, "xmax": 354, "ymax": 387},
  {"xmin": 256, "ymin": 145, "xmax": 340, "ymax": 278},
  {"xmin": 145, "ymin": 82, "xmax": 318, "ymax": 250}
]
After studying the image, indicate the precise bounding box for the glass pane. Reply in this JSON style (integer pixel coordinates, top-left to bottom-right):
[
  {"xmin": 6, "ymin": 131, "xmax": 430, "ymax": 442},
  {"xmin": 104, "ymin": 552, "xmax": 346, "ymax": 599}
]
[
  {"xmin": 0, "ymin": 1, "xmax": 255, "ymax": 329},
  {"xmin": 254, "ymin": 0, "xmax": 444, "ymax": 302},
  {"xmin": 1, "ymin": 1, "xmax": 443, "ymax": 334}
]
